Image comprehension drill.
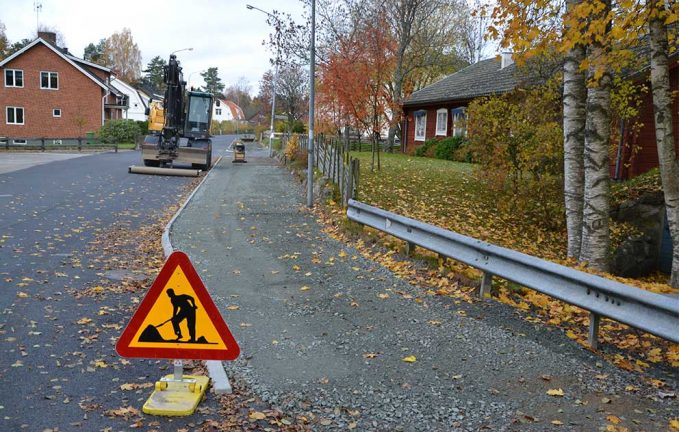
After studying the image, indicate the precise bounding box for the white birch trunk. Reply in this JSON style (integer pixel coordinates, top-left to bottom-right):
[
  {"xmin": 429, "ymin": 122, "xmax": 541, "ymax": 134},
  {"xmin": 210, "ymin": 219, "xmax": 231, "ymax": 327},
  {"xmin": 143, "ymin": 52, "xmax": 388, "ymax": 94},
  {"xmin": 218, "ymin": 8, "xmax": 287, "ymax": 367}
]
[
  {"xmin": 648, "ymin": 3, "xmax": 679, "ymax": 287},
  {"xmin": 580, "ymin": 43, "xmax": 612, "ymax": 271},
  {"xmin": 563, "ymin": 0, "xmax": 587, "ymax": 260}
]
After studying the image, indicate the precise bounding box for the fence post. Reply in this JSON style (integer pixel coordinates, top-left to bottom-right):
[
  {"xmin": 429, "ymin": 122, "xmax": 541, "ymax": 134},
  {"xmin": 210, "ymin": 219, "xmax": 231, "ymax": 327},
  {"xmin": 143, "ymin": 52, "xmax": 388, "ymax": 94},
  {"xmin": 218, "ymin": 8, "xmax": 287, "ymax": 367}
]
[
  {"xmin": 480, "ymin": 272, "xmax": 493, "ymax": 298},
  {"xmin": 41, "ymin": 137, "xmax": 45, "ymax": 151},
  {"xmin": 78, "ymin": 137, "xmax": 82, "ymax": 151},
  {"xmin": 588, "ymin": 312, "xmax": 601, "ymax": 350}
]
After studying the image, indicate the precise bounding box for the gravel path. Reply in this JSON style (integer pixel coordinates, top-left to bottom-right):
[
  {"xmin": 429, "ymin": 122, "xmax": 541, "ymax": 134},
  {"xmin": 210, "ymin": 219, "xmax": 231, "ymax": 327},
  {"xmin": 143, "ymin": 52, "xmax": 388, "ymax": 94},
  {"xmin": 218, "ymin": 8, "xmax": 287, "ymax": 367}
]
[{"xmin": 172, "ymin": 145, "xmax": 677, "ymax": 431}]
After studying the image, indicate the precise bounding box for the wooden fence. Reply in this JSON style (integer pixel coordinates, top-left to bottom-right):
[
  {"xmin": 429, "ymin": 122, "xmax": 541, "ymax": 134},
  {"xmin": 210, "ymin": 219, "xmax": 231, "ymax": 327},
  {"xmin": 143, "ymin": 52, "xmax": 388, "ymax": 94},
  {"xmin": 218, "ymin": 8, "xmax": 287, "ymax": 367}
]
[{"xmin": 282, "ymin": 134, "xmax": 360, "ymax": 207}]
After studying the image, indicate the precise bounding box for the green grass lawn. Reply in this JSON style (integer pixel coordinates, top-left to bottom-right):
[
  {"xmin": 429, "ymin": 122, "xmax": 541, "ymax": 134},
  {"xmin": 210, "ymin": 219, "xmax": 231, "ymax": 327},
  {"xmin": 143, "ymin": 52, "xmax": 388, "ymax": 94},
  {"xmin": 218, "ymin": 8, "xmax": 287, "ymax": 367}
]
[{"xmin": 351, "ymin": 152, "xmax": 568, "ymax": 261}]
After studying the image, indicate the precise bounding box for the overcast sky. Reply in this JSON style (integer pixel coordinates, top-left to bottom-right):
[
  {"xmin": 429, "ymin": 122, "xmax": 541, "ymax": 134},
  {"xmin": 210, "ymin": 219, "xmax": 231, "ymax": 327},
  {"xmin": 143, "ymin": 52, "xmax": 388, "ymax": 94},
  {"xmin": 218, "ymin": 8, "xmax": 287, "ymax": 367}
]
[{"xmin": 3, "ymin": 0, "xmax": 306, "ymax": 95}]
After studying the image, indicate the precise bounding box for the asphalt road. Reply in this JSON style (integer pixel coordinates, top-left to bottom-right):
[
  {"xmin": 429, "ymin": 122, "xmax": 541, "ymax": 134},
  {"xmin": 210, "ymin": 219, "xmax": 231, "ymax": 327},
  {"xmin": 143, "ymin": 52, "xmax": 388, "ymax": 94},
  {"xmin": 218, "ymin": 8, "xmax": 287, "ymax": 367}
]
[
  {"xmin": 171, "ymin": 146, "xmax": 678, "ymax": 431},
  {"xmin": 0, "ymin": 135, "xmax": 236, "ymax": 430}
]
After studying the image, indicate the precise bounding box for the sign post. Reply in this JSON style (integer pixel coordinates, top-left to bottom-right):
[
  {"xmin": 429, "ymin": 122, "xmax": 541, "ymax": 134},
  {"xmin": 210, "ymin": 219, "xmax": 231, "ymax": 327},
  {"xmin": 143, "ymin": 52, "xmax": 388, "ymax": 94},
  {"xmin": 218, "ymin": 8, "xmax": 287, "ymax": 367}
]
[{"xmin": 116, "ymin": 251, "xmax": 240, "ymax": 415}]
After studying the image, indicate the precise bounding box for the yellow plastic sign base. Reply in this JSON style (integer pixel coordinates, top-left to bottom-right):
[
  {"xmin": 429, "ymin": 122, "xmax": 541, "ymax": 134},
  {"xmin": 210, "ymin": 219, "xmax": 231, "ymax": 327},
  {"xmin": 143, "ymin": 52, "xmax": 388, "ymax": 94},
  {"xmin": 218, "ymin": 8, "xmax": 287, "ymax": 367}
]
[{"xmin": 142, "ymin": 375, "xmax": 210, "ymax": 416}]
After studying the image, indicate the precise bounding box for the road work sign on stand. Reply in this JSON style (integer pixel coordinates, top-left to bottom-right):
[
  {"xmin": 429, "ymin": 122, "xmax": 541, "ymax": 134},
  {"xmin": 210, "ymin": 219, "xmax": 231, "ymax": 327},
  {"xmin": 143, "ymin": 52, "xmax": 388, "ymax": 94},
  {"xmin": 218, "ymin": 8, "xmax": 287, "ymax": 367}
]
[{"xmin": 116, "ymin": 250, "xmax": 240, "ymax": 416}]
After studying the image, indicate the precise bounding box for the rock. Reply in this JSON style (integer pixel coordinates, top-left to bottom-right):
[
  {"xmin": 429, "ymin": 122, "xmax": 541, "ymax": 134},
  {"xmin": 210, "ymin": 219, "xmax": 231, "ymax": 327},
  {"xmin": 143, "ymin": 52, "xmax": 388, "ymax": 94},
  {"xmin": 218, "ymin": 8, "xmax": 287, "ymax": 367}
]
[{"xmin": 611, "ymin": 191, "xmax": 666, "ymax": 277}]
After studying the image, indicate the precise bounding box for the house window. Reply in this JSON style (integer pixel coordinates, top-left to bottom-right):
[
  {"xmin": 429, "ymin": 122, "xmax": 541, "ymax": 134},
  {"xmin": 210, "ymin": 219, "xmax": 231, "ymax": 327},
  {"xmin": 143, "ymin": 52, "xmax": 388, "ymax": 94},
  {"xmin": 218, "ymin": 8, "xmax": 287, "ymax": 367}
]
[
  {"xmin": 6, "ymin": 107, "xmax": 25, "ymax": 125},
  {"xmin": 452, "ymin": 108, "xmax": 466, "ymax": 137},
  {"xmin": 40, "ymin": 71, "xmax": 59, "ymax": 89},
  {"xmin": 216, "ymin": 108, "xmax": 222, "ymax": 115},
  {"xmin": 5, "ymin": 69, "xmax": 23, "ymax": 87},
  {"xmin": 435, "ymin": 108, "xmax": 447, "ymax": 136},
  {"xmin": 414, "ymin": 111, "xmax": 427, "ymax": 141},
  {"xmin": 53, "ymin": 109, "xmax": 61, "ymax": 117}
]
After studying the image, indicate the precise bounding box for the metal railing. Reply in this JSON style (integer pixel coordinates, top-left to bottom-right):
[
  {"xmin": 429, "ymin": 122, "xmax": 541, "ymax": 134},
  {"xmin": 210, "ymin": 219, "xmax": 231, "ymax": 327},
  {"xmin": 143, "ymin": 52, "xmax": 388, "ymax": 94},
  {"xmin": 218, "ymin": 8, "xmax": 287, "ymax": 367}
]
[
  {"xmin": 1, "ymin": 136, "xmax": 118, "ymax": 152},
  {"xmin": 347, "ymin": 199, "xmax": 679, "ymax": 348}
]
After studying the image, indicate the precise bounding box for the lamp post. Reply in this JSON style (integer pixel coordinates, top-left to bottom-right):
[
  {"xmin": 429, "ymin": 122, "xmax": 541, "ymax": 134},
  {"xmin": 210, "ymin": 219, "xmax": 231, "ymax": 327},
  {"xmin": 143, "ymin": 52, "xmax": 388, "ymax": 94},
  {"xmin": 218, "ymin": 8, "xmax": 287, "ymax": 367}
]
[
  {"xmin": 170, "ymin": 47, "xmax": 193, "ymax": 56},
  {"xmin": 187, "ymin": 70, "xmax": 205, "ymax": 90},
  {"xmin": 246, "ymin": 4, "xmax": 280, "ymax": 157},
  {"xmin": 307, "ymin": 0, "xmax": 315, "ymax": 208}
]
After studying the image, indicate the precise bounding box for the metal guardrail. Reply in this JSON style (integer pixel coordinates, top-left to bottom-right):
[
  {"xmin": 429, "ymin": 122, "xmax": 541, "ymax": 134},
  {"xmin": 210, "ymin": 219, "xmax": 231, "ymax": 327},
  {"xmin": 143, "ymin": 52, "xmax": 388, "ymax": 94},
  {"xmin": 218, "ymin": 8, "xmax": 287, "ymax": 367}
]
[{"xmin": 347, "ymin": 199, "xmax": 679, "ymax": 348}]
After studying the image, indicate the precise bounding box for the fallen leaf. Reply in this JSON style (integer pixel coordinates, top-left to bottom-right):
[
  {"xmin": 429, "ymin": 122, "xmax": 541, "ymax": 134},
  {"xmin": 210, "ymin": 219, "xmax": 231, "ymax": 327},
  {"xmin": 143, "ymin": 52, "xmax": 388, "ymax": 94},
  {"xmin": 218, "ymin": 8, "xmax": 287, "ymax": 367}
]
[
  {"xmin": 377, "ymin": 293, "xmax": 389, "ymax": 299},
  {"xmin": 547, "ymin": 388, "xmax": 564, "ymax": 397},
  {"xmin": 402, "ymin": 355, "xmax": 417, "ymax": 363},
  {"xmin": 77, "ymin": 318, "xmax": 92, "ymax": 325},
  {"xmin": 249, "ymin": 411, "xmax": 266, "ymax": 421},
  {"xmin": 16, "ymin": 291, "xmax": 29, "ymax": 298},
  {"xmin": 363, "ymin": 352, "xmax": 380, "ymax": 359},
  {"xmin": 226, "ymin": 305, "xmax": 240, "ymax": 311},
  {"xmin": 300, "ymin": 286, "xmax": 311, "ymax": 291},
  {"xmin": 551, "ymin": 420, "xmax": 563, "ymax": 425}
]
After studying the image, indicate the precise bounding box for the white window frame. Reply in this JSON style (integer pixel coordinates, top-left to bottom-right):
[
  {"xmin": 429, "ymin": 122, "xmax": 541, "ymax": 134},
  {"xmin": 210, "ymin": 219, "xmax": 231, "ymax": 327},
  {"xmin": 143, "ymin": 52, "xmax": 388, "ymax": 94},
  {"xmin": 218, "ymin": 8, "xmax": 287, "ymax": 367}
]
[
  {"xmin": 216, "ymin": 108, "xmax": 222, "ymax": 115},
  {"xmin": 5, "ymin": 69, "xmax": 24, "ymax": 88},
  {"xmin": 6, "ymin": 106, "xmax": 25, "ymax": 125},
  {"xmin": 53, "ymin": 109, "xmax": 61, "ymax": 118},
  {"xmin": 414, "ymin": 111, "xmax": 427, "ymax": 142},
  {"xmin": 40, "ymin": 71, "xmax": 59, "ymax": 90},
  {"xmin": 453, "ymin": 108, "xmax": 467, "ymax": 138},
  {"xmin": 435, "ymin": 108, "xmax": 448, "ymax": 136}
]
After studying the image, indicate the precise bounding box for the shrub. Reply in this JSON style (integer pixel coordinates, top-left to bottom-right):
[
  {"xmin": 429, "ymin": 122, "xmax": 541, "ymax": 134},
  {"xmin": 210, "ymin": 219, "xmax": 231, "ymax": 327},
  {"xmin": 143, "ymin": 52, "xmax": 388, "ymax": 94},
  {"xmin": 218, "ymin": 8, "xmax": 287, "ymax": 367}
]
[
  {"xmin": 285, "ymin": 135, "xmax": 300, "ymax": 161},
  {"xmin": 136, "ymin": 120, "xmax": 149, "ymax": 134},
  {"xmin": 414, "ymin": 139, "xmax": 437, "ymax": 157},
  {"xmin": 466, "ymin": 81, "xmax": 564, "ymax": 230},
  {"xmin": 98, "ymin": 119, "xmax": 141, "ymax": 143},
  {"xmin": 434, "ymin": 136, "xmax": 466, "ymax": 161}
]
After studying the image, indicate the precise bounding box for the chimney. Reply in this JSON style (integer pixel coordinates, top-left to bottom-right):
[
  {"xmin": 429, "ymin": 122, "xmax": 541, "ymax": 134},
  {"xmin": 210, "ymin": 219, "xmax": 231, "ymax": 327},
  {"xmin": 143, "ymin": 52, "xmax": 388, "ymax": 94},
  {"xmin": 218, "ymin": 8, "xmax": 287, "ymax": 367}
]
[
  {"xmin": 38, "ymin": 31, "xmax": 57, "ymax": 45},
  {"xmin": 500, "ymin": 51, "xmax": 514, "ymax": 69}
]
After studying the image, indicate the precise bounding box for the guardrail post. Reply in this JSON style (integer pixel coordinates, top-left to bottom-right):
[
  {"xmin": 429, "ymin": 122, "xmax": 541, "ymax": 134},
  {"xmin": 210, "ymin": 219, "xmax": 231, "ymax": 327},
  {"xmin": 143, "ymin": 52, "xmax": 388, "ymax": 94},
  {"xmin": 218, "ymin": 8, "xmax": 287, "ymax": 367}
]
[
  {"xmin": 588, "ymin": 312, "xmax": 601, "ymax": 350},
  {"xmin": 405, "ymin": 241, "xmax": 416, "ymax": 256},
  {"xmin": 480, "ymin": 271, "xmax": 493, "ymax": 298}
]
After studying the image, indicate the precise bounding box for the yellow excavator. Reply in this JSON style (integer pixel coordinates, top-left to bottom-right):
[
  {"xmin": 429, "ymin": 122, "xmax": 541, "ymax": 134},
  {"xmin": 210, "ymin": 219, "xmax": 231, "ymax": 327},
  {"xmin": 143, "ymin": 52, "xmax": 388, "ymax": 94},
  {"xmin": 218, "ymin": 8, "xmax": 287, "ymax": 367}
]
[{"xmin": 129, "ymin": 54, "xmax": 213, "ymax": 176}]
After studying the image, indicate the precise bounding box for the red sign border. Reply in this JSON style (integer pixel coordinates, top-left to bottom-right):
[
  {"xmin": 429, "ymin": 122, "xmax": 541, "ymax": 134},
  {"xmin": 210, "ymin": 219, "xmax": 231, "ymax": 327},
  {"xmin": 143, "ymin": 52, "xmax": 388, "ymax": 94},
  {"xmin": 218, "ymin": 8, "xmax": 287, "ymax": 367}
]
[{"xmin": 116, "ymin": 250, "xmax": 240, "ymax": 360}]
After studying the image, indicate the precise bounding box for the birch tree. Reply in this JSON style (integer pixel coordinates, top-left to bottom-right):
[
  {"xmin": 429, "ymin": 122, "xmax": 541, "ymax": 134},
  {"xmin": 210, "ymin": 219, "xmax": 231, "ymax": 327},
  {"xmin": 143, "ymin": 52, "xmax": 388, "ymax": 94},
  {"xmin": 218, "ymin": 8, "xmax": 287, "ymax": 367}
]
[
  {"xmin": 579, "ymin": 1, "xmax": 613, "ymax": 271},
  {"xmin": 103, "ymin": 28, "xmax": 142, "ymax": 82},
  {"xmin": 562, "ymin": 0, "xmax": 586, "ymax": 260},
  {"xmin": 647, "ymin": 0, "xmax": 679, "ymax": 287}
]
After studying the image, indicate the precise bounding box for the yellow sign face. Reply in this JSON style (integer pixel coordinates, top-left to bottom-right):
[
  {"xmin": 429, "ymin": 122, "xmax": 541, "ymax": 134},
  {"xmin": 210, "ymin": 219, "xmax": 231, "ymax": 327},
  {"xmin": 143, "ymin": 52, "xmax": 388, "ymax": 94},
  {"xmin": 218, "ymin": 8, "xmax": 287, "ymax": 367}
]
[
  {"xmin": 116, "ymin": 251, "xmax": 240, "ymax": 360},
  {"xmin": 128, "ymin": 266, "xmax": 227, "ymax": 350}
]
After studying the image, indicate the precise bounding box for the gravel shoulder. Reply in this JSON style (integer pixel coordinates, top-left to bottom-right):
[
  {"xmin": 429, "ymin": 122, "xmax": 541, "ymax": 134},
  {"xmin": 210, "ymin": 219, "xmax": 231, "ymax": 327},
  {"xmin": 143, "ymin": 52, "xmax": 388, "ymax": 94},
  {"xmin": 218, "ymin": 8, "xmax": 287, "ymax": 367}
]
[{"xmin": 171, "ymin": 146, "xmax": 677, "ymax": 431}]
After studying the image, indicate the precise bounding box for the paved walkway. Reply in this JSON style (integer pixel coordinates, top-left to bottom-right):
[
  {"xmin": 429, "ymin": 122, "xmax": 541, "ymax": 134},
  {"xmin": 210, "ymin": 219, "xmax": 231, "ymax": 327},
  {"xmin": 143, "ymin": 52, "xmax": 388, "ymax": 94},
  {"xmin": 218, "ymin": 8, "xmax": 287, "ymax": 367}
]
[
  {"xmin": 171, "ymin": 145, "xmax": 676, "ymax": 431},
  {"xmin": 0, "ymin": 152, "xmax": 89, "ymax": 174}
]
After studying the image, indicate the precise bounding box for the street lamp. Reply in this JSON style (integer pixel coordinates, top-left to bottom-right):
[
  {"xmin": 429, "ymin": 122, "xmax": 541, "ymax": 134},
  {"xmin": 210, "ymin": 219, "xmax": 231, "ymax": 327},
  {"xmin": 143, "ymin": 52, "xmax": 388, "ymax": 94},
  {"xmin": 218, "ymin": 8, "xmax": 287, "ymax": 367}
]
[
  {"xmin": 307, "ymin": 0, "xmax": 315, "ymax": 208},
  {"xmin": 246, "ymin": 3, "xmax": 280, "ymax": 158},
  {"xmin": 170, "ymin": 47, "xmax": 193, "ymax": 56},
  {"xmin": 187, "ymin": 70, "xmax": 205, "ymax": 90}
]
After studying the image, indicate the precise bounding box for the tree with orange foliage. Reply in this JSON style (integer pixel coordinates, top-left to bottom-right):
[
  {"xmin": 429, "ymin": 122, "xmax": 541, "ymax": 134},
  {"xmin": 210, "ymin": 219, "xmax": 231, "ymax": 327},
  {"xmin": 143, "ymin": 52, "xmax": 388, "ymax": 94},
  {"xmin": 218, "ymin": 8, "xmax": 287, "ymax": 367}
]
[{"xmin": 318, "ymin": 10, "xmax": 396, "ymax": 171}]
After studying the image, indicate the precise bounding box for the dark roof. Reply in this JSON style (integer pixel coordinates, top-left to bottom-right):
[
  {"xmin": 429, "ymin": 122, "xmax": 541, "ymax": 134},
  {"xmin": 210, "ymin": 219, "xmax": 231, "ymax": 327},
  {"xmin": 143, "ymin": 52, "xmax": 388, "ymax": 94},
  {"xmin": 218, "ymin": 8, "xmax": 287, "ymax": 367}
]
[{"xmin": 404, "ymin": 57, "xmax": 517, "ymax": 106}]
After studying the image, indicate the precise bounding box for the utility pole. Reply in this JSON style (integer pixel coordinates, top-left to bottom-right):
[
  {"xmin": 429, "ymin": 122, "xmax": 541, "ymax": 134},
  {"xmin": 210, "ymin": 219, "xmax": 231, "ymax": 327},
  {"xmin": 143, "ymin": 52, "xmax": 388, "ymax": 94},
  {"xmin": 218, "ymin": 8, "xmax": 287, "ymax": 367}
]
[{"xmin": 307, "ymin": 0, "xmax": 315, "ymax": 208}]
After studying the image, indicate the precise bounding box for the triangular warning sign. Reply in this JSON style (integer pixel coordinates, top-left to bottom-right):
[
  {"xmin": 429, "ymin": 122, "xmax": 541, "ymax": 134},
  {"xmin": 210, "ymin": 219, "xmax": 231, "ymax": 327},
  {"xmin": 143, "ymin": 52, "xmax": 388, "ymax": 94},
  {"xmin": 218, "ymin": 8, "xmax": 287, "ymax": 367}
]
[{"xmin": 116, "ymin": 251, "xmax": 240, "ymax": 361}]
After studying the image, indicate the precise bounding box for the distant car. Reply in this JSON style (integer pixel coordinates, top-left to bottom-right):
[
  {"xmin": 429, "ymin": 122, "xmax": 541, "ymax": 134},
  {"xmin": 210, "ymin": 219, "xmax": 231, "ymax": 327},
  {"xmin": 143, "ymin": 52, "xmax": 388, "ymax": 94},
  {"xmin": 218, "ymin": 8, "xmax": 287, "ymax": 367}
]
[{"xmin": 241, "ymin": 134, "xmax": 255, "ymax": 142}]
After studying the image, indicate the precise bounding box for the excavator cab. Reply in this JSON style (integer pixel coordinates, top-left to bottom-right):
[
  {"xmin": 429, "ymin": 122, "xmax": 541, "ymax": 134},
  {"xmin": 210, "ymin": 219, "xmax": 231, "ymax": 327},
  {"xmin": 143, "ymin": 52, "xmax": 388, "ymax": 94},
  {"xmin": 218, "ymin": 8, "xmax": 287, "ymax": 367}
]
[{"xmin": 184, "ymin": 91, "xmax": 213, "ymax": 139}]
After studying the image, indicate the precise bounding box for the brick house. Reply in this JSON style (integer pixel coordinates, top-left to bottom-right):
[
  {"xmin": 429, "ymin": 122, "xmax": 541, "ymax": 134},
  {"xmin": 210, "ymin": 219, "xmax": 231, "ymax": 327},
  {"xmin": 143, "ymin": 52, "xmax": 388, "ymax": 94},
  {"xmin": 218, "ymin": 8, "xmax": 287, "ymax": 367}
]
[
  {"xmin": 402, "ymin": 52, "xmax": 679, "ymax": 181},
  {"xmin": 0, "ymin": 32, "xmax": 124, "ymax": 141},
  {"xmin": 401, "ymin": 54, "xmax": 517, "ymax": 154}
]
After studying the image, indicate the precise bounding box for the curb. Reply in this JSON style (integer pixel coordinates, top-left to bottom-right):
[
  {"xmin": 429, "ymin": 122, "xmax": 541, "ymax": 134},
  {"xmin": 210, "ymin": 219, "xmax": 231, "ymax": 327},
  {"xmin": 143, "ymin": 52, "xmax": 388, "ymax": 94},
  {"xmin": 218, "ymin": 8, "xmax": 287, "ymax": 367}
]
[{"xmin": 160, "ymin": 155, "xmax": 233, "ymax": 394}]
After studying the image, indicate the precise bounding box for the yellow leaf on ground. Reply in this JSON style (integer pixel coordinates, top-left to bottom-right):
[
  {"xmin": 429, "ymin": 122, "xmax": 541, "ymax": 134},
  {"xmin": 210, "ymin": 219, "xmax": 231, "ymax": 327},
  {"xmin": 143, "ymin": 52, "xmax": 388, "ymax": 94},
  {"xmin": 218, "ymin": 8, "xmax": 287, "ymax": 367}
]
[
  {"xmin": 546, "ymin": 388, "xmax": 564, "ymax": 397},
  {"xmin": 669, "ymin": 419, "xmax": 679, "ymax": 431},
  {"xmin": 402, "ymin": 355, "xmax": 417, "ymax": 363},
  {"xmin": 363, "ymin": 352, "xmax": 380, "ymax": 359},
  {"xmin": 377, "ymin": 293, "xmax": 389, "ymax": 299},
  {"xmin": 551, "ymin": 420, "xmax": 563, "ymax": 425},
  {"xmin": 16, "ymin": 291, "xmax": 29, "ymax": 298},
  {"xmin": 339, "ymin": 250, "xmax": 348, "ymax": 257},
  {"xmin": 607, "ymin": 415, "xmax": 621, "ymax": 424},
  {"xmin": 226, "ymin": 305, "xmax": 240, "ymax": 310},
  {"xmin": 300, "ymin": 286, "xmax": 311, "ymax": 291},
  {"xmin": 249, "ymin": 411, "xmax": 266, "ymax": 421},
  {"xmin": 77, "ymin": 318, "xmax": 92, "ymax": 325}
]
